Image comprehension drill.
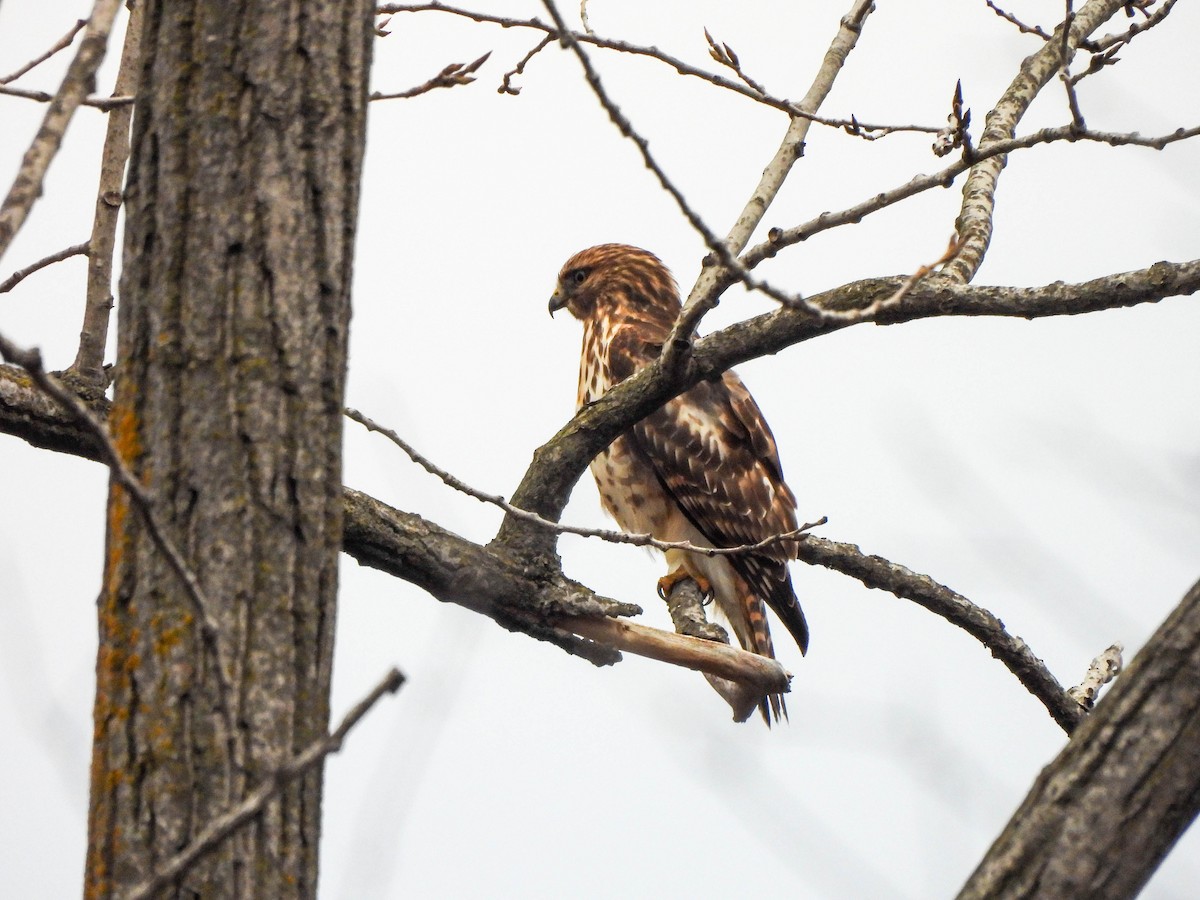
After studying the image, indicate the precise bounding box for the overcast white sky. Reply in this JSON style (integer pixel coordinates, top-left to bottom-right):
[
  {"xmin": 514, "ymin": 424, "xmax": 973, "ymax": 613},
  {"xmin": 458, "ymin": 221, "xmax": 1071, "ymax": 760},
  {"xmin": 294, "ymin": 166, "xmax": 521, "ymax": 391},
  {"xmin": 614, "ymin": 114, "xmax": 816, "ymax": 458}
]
[{"xmin": 2, "ymin": 1, "xmax": 1199, "ymax": 897}]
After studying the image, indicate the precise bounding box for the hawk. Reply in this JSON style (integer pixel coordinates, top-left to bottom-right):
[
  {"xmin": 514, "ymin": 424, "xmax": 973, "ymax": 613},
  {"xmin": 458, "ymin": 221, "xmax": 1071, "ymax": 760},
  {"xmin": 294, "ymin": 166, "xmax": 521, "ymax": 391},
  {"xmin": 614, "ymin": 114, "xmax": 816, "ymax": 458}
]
[{"xmin": 549, "ymin": 243, "xmax": 808, "ymax": 723}]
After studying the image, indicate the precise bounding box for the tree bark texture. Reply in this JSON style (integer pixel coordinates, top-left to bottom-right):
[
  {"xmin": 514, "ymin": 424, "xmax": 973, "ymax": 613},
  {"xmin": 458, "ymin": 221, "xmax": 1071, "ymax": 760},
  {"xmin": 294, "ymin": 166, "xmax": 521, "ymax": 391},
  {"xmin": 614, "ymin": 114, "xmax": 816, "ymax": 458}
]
[
  {"xmin": 959, "ymin": 579, "xmax": 1200, "ymax": 899},
  {"xmin": 84, "ymin": 2, "xmax": 372, "ymax": 897}
]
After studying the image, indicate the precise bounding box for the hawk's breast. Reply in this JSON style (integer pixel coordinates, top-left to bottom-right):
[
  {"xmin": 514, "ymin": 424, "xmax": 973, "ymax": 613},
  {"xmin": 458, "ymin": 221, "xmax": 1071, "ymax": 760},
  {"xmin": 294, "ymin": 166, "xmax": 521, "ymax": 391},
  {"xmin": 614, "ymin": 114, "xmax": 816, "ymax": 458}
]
[{"xmin": 579, "ymin": 317, "xmax": 677, "ymax": 539}]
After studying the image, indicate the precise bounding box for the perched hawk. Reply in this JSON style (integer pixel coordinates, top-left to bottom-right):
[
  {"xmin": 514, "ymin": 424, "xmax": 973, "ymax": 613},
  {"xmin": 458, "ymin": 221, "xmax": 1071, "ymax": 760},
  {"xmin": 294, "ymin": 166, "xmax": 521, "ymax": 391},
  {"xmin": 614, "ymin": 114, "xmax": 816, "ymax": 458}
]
[{"xmin": 549, "ymin": 244, "xmax": 808, "ymax": 723}]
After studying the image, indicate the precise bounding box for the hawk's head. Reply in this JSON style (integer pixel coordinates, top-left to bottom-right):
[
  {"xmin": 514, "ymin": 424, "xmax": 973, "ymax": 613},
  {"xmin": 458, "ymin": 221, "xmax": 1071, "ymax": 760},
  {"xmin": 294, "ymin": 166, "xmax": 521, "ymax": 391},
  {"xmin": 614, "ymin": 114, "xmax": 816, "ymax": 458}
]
[{"xmin": 548, "ymin": 244, "xmax": 680, "ymax": 323}]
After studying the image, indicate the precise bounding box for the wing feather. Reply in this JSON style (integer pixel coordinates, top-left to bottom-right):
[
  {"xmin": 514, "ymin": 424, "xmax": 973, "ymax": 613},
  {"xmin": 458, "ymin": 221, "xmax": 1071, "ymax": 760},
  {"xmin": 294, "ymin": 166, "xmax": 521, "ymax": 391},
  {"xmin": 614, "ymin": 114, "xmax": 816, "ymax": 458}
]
[{"xmin": 629, "ymin": 371, "xmax": 810, "ymax": 655}]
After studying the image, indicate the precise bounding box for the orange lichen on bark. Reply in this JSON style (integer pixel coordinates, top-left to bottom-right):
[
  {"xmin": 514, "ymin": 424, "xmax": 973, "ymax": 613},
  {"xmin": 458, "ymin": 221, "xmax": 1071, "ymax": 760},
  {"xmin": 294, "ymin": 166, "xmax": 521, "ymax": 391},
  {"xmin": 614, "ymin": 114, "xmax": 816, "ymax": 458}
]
[
  {"xmin": 88, "ymin": 392, "xmax": 146, "ymax": 900},
  {"xmin": 104, "ymin": 393, "xmax": 141, "ymax": 571},
  {"xmin": 151, "ymin": 610, "xmax": 187, "ymax": 657},
  {"xmin": 109, "ymin": 390, "xmax": 142, "ymax": 467}
]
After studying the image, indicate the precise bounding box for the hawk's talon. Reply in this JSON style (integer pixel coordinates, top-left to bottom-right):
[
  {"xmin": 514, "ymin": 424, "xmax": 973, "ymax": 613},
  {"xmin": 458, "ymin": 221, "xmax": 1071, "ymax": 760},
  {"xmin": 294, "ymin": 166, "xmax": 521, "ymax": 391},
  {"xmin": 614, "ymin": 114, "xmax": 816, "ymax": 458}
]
[{"xmin": 657, "ymin": 567, "xmax": 713, "ymax": 602}]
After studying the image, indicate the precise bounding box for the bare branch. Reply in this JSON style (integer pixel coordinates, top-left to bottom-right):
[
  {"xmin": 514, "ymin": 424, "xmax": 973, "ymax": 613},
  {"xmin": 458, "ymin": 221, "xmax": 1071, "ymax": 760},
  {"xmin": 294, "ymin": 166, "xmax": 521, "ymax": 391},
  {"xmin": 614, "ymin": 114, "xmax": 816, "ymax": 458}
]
[
  {"xmin": 0, "ymin": 18, "xmax": 88, "ymax": 84},
  {"xmin": 743, "ymin": 122, "xmax": 1200, "ymax": 269},
  {"xmin": 984, "ymin": 1, "xmax": 1052, "ymax": 40},
  {"xmin": 497, "ymin": 257, "xmax": 1200, "ymax": 564},
  {"xmin": 125, "ymin": 667, "xmax": 406, "ymax": 900},
  {"xmin": 822, "ymin": 233, "xmax": 964, "ymax": 323},
  {"xmin": 370, "ymin": 51, "xmax": 491, "ymax": 101},
  {"xmin": 72, "ymin": 0, "xmax": 144, "ymax": 385},
  {"xmin": 795, "ymin": 535, "xmax": 1086, "ymax": 733},
  {"xmin": 0, "ymin": 0, "xmax": 124, "ymax": 262},
  {"xmin": 657, "ymin": 574, "xmax": 780, "ymax": 722},
  {"xmin": 1068, "ymin": 42, "xmax": 1122, "ymax": 85},
  {"xmin": 498, "ymin": 35, "xmax": 553, "ymax": 95},
  {"xmin": 534, "ymin": 3, "xmax": 824, "ymax": 328},
  {"xmin": 1059, "ymin": 1, "xmax": 1088, "ymax": 130},
  {"xmin": 346, "ymin": 406, "xmax": 826, "ymax": 556},
  {"xmin": 665, "ymin": 0, "xmax": 876, "ymax": 365},
  {"xmin": 662, "ymin": 574, "xmax": 729, "ymax": 643},
  {"xmin": 1066, "ymin": 642, "xmax": 1123, "ymax": 708},
  {"xmin": 0, "ymin": 241, "xmax": 88, "ymax": 293},
  {"xmin": 944, "ymin": 0, "xmax": 1132, "ymax": 284},
  {"xmin": 9, "ymin": 345, "xmax": 1194, "ymax": 732},
  {"xmin": 558, "ymin": 613, "xmax": 790, "ymax": 704},
  {"xmin": 381, "ymin": 4, "xmax": 938, "ymax": 138},
  {"xmin": 1090, "ymin": 0, "xmax": 1179, "ymax": 50},
  {"xmin": 0, "ymin": 82, "xmax": 134, "ymax": 109},
  {"xmin": 538, "ymin": 0, "xmax": 735, "ymax": 271},
  {"xmin": 704, "ymin": 28, "xmax": 768, "ymax": 95}
]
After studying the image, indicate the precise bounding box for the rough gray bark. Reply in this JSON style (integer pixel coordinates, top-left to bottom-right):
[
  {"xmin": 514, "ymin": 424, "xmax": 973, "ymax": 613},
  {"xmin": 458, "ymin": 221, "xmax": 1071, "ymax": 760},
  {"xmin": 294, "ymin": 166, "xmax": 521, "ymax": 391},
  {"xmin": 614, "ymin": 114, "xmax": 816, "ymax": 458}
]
[
  {"xmin": 83, "ymin": 1, "xmax": 372, "ymax": 897},
  {"xmin": 959, "ymin": 579, "xmax": 1200, "ymax": 899}
]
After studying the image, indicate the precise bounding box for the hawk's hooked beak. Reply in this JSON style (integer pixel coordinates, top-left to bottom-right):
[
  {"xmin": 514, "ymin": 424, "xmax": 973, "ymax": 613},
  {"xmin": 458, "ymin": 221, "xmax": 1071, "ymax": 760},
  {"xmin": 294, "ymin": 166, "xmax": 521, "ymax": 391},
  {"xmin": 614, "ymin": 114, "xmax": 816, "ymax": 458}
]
[{"xmin": 548, "ymin": 287, "xmax": 568, "ymax": 317}]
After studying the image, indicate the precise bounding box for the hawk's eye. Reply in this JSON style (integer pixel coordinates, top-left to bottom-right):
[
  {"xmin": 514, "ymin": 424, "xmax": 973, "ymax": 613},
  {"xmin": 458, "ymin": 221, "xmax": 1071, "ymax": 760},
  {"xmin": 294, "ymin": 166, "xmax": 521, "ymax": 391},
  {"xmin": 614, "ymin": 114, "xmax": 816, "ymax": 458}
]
[{"xmin": 568, "ymin": 267, "xmax": 590, "ymax": 286}]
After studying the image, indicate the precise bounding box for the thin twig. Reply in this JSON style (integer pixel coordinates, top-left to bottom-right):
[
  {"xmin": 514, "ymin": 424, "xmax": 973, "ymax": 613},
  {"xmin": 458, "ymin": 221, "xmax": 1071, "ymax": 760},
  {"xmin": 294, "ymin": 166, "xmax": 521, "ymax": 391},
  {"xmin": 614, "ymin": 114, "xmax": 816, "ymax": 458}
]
[
  {"xmin": 1066, "ymin": 642, "xmax": 1122, "ymax": 709},
  {"xmin": 704, "ymin": 28, "xmax": 768, "ymax": 95},
  {"xmin": 346, "ymin": 406, "xmax": 826, "ymax": 555},
  {"xmin": 665, "ymin": 0, "xmax": 876, "ymax": 365},
  {"xmin": 0, "ymin": 18, "xmax": 88, "ymax": 84},
  {"xmin": 381, "ymin": 3, "xmax": 940, "ymax": 138},
  {"xmin": 498, "ymin": 35, "xmax": 553, "ymax": 95},
  {"xmin": 538, "ymin": 1, "xmax": 734, "ymax": 269},
  {"xmin": 124, "ymin": 667, "xmax": 405, "ymax": 900},
  {"xmin": 1090, "ymin": 0, "xmax": 1177, "ymax": 50},
  {"xmin": 73, "ymin": 0, "xmax": 144, "ymax": 384},
  {"xmin": 1060, "ymin": 0, "xmax": 1087, "ymax": 130},
  {"xmin": 0, "ymin": 331, "xmax": 241, "ymax": 762},
  {"xmin": 0, "ymin": 242, "xmax": 89, "ymax": 293},
  {"xmin": 984, "ymin": 0, "xmax": 1052, "ymax": 40},
  {"xmin": 821, "ymin": 233, "xmax": 964, "ymax": 323},
  {"xmin": 1068, "ymin": 43, "xmax": 1122, "ymax": 85},
  {"xmin": 369, "ymin": 52, "xmax": 490, "ymax": 101},
  {"xmin": 0, "ymin": 82, "xmax": 134, "ymax": 109},
  {"xmin": 742, "ymin": 122, "xmax": 1200, "ymax": 271},
  {"xmin": 538, "ymin": 0, "xmax": 816, "ymax": 335},
  {"xmin": 0, "ymin": 0, "xmax": 124, "ymax": 262}
]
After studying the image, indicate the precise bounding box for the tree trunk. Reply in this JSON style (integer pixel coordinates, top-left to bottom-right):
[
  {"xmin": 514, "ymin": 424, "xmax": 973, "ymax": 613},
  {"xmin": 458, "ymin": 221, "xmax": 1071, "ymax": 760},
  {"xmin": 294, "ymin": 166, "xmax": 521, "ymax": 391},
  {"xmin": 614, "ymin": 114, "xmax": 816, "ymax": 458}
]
[
  {"xmin": 959, "ymin": 578, "xmax": 1200, "ymax": 899},
  {"xmin": 84, "ymin": 1, "xmax": 372, "ymax": 896}
]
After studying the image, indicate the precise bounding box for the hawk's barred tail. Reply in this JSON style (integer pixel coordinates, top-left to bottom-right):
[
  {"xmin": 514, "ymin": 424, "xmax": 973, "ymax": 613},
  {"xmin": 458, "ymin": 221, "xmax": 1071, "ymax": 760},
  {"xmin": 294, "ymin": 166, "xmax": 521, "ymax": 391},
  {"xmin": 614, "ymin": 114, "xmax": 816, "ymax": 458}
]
[{"xmin": 744, "ymin": 592, "xmax": 788, "ymax": 724}]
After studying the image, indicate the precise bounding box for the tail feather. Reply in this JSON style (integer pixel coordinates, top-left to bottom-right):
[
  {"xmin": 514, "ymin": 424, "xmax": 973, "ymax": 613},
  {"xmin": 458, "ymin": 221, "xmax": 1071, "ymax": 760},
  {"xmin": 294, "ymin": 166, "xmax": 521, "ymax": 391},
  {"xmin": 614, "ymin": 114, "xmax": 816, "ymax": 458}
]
[
  {"xmin": 743, "ymin": 591, "xmax": 788, "ymax": 725},
  {"xmin": 740, "ymin": 554, "xmax": 809, "ymax": 656}
]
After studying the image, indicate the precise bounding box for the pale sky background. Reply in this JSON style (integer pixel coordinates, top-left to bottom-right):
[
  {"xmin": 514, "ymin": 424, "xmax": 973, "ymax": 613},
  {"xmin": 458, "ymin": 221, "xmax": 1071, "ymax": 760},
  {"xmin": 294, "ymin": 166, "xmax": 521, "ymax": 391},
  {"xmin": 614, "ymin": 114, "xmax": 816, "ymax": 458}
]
[{"xmin": 2, "ymin": 1, "xmax": 1199, "ymax": 897}]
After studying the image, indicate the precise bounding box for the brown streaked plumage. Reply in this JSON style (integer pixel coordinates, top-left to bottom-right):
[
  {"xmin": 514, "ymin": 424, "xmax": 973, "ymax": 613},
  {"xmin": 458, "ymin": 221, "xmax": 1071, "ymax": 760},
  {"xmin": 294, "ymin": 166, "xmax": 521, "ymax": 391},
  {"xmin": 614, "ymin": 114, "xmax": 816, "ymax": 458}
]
[{"xmin": 549, "ymin": 244, "xmax": 808, "ymax": 723}]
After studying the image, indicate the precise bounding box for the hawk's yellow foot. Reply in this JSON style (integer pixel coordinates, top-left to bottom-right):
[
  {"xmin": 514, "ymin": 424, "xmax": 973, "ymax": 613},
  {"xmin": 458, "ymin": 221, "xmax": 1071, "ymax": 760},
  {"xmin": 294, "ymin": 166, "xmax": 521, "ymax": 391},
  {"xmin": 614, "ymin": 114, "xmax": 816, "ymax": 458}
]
[{"xmin": 657, "ymin": 567, "xmax": 712, "ymax": 602}]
